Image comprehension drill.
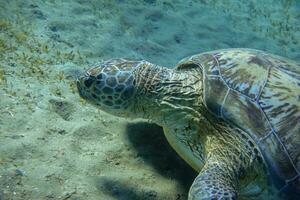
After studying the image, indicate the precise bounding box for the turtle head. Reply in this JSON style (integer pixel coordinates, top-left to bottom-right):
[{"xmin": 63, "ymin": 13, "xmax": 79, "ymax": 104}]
[
  {"xmin": 77, "ymin": 58, "xmax": 202, "ymax": 124},
  {"xmin": 77, "ymin": 59, "xmax": 146, "ymax": 117}
]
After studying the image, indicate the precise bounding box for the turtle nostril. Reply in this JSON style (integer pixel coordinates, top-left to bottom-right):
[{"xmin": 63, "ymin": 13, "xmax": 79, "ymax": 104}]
[
  {"xmin": 84, "ymin": 77, "xmax": 94, "ymax": 88},
  {"xmin": 76, "ymin": 79, "xmax": 81, "ymax": 90}
]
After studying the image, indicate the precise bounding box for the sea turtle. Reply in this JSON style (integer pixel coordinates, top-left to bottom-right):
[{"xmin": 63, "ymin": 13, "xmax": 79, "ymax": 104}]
[{"xmin": 76, "ymin": 48, "xmax": 300, "ymax": 200}]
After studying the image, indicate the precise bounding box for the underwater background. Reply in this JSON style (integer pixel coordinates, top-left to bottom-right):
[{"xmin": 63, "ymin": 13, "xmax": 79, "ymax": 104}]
[{"xmin": 0, "ymin": 0, "xmax": 299, "ymax": 199}]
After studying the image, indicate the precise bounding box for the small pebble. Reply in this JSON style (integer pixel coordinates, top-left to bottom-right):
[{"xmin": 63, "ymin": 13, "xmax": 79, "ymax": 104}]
[{"xmin": 15, "ymin": 169, "xmax": 26, "ymax": 176}]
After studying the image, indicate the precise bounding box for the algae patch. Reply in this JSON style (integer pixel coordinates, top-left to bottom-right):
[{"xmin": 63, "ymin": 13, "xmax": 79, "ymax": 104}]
[{"xmin": 0, "ymin": 17, "xmax": 87, "ymax": 113}]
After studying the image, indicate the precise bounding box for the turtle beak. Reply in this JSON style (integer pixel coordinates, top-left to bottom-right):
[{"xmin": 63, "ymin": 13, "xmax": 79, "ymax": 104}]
[
  {"xmin": 76, "ymin": 76, "xmax": 86, "ymax": 99},
  {"xmin": 76, "ymin": 72, "xmax": 93, "ymax": 99}
]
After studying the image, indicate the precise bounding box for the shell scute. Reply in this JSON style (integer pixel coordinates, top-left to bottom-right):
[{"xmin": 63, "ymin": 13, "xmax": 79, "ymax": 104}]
[
  {"xmin": 259, "ymin": 66, "xmax": 300, "ymax": 178},
  {"xmin": 259, "ymin": 132, "xmax": 298, "ymax": 185},
  {"xmin": 222, "ymin": 90, "xmax": 271, "ymax": 140},
  {"xmin": 263, "ymin": 53, "xmax": 300, "ymax": 79},
  {"xmin": 215, "ymin": 50, "xmax": 270, "ymax": 100},
  {"xmin": 204, "ymin": 76, "xmax": 228, "ymax": 117},
  {"xmin": 259, "ymin": 67, "xmax": 299, "ymax": 136}
]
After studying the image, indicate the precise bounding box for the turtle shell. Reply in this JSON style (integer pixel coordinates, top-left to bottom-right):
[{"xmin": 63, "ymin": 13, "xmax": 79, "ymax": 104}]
[{"xmin": 176, "ymin": 48, "xmax": 300, "ymax": 191}]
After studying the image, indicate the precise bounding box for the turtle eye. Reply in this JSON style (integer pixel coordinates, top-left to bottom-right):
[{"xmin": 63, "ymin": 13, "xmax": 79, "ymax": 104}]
[
  {"xmin": 84, "ymin": 77, "xmax": 94, "ymax": 88},
  {"xmin": 97, "ymin": 73, "xmax": 103, "ymax": 80}
]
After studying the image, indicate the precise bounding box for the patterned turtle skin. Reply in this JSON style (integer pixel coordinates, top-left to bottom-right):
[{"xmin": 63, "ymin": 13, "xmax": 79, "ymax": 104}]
[{"xmin": 76, "ymin": 49, "xmax": 300, "ymax": 200}]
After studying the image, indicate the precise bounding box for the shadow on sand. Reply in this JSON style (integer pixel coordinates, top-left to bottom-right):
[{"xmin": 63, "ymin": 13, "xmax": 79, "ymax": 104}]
[{"xmin": 97, "ymin": 121, "xmax": 197, "ymax": 200}]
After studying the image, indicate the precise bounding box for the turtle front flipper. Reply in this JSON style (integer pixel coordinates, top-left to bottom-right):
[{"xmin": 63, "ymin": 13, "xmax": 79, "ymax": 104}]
[{"xmin": 189, "ymin": 154, "xmax": 238, "ymax": 200}]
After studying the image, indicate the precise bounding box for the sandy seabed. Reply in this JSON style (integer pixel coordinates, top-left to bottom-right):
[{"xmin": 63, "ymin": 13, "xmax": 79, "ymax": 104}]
[{"xmin": 0, "ymin": 0, "xmax": 299, "ymax": 199}]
